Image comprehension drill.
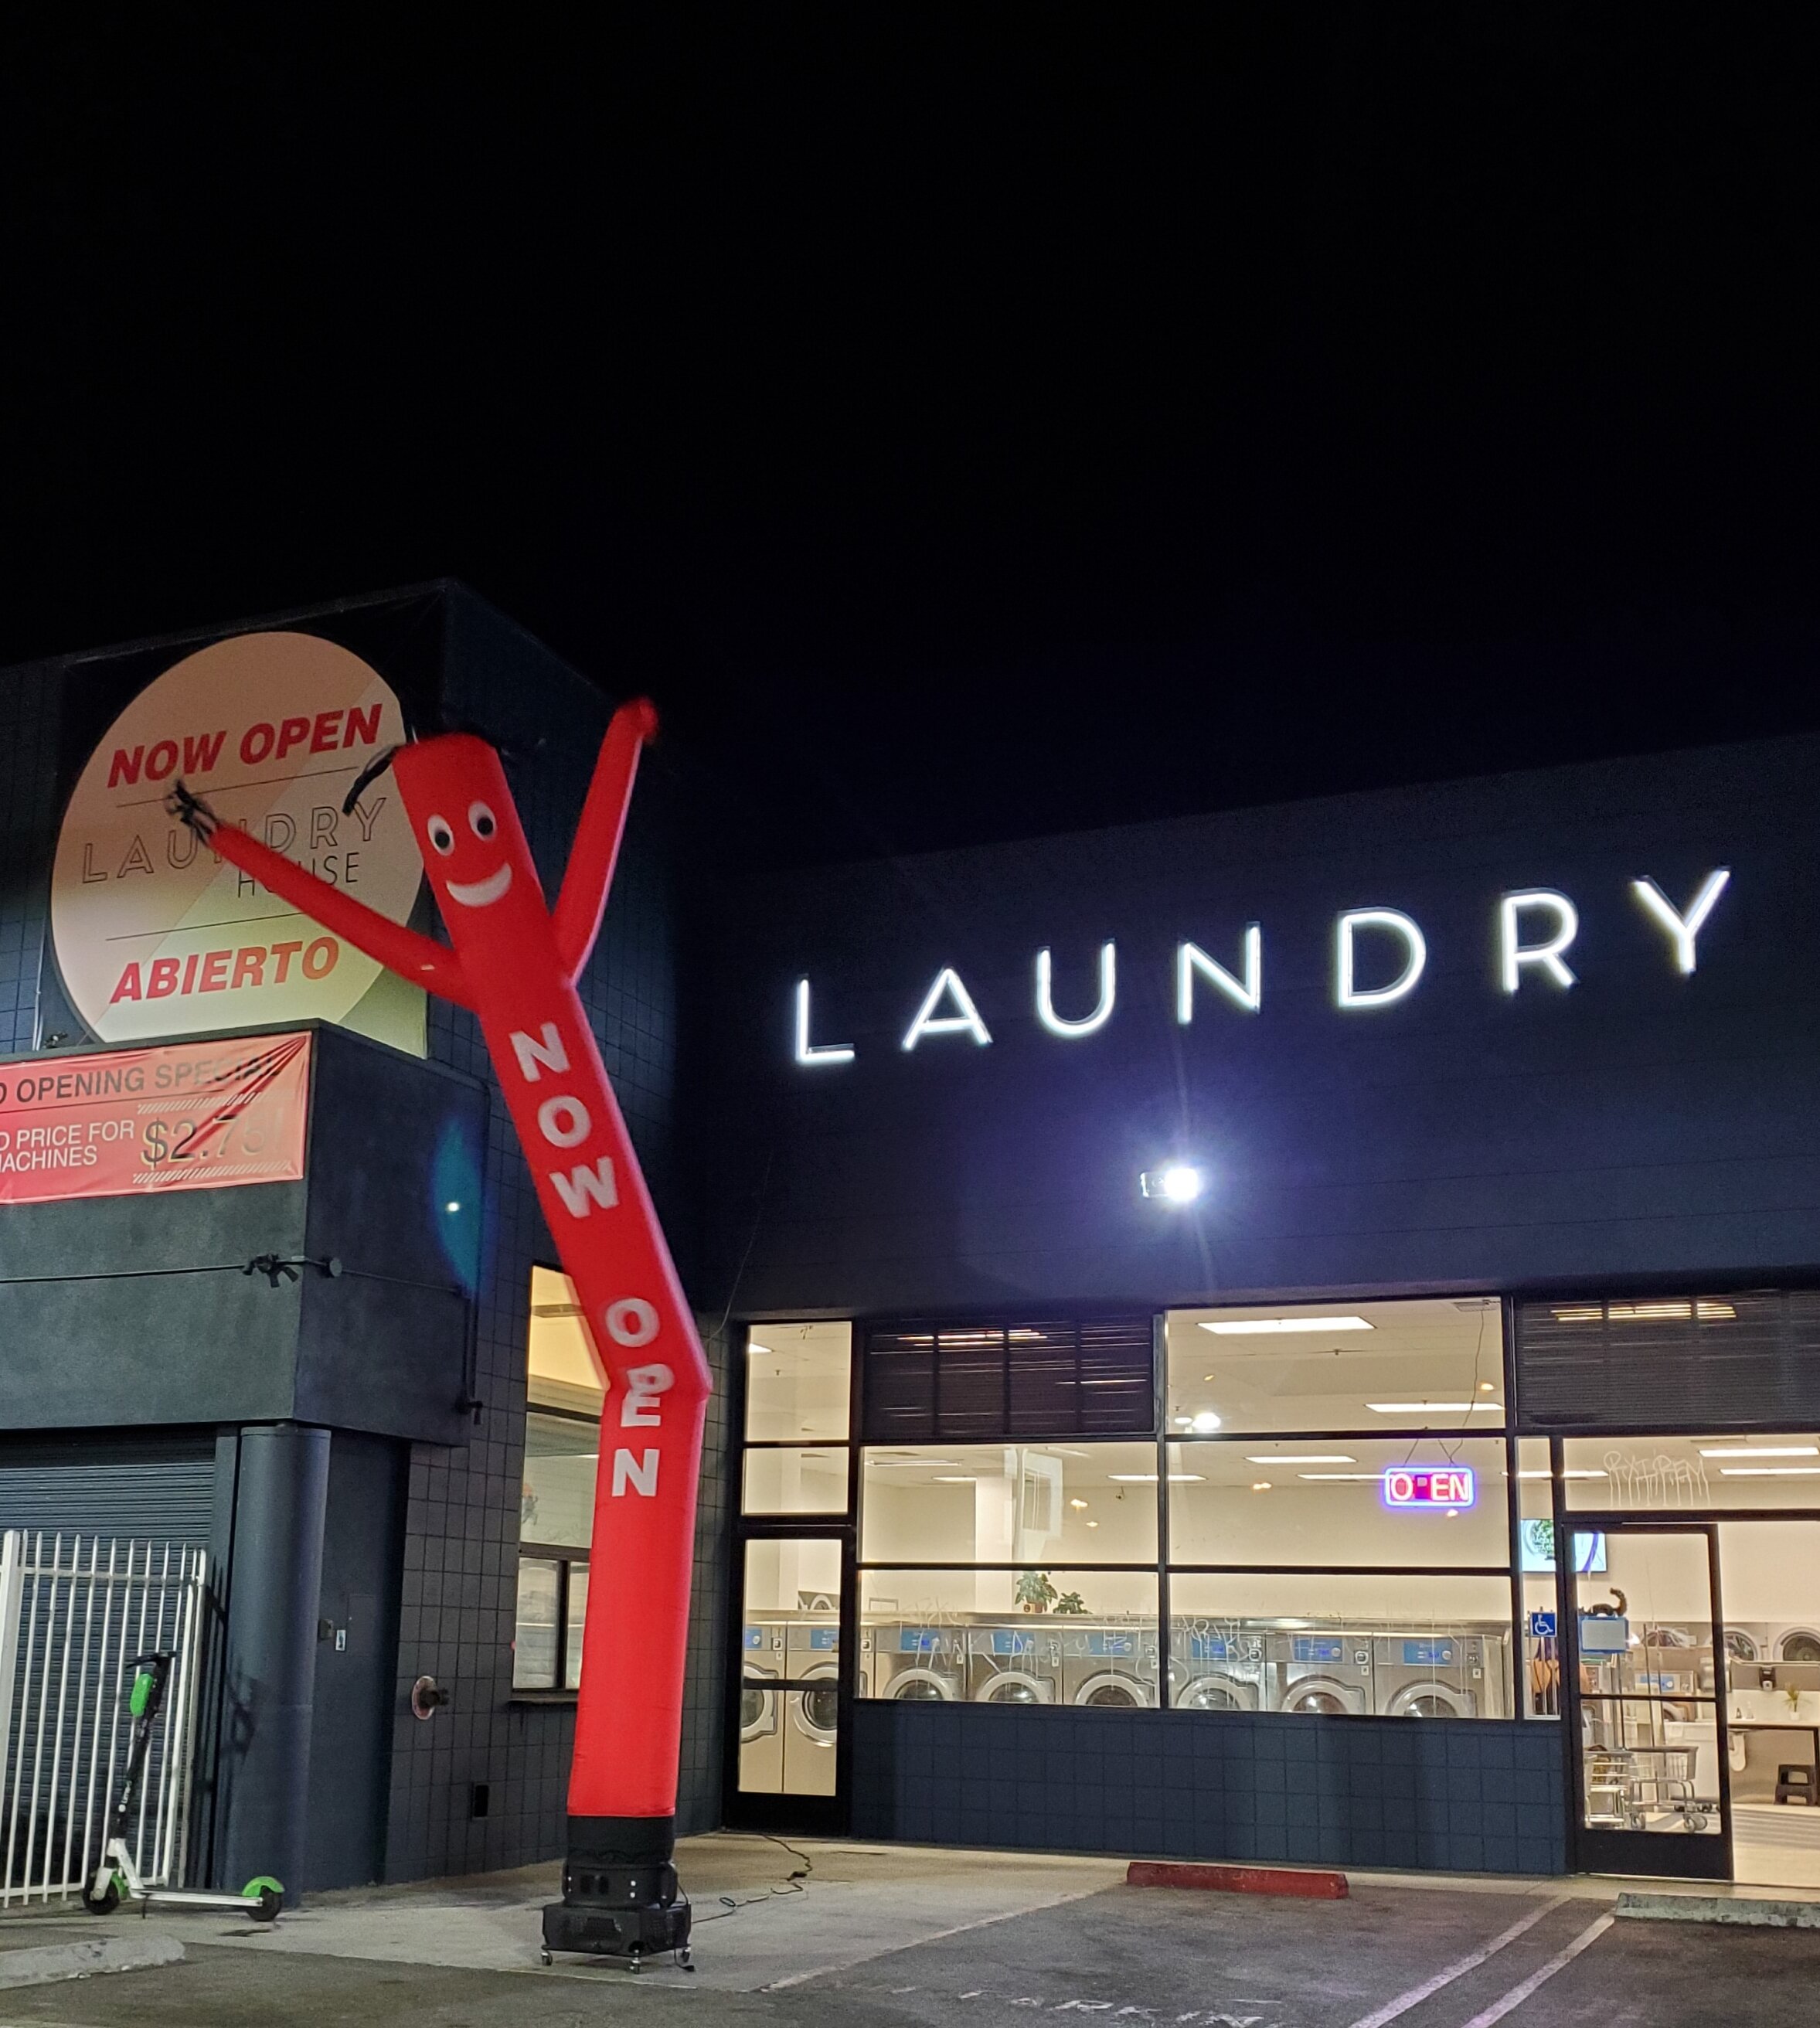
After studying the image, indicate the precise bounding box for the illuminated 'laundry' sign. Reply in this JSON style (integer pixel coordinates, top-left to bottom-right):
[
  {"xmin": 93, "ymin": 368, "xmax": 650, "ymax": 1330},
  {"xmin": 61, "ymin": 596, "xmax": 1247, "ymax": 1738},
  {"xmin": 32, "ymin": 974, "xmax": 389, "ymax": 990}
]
[{"xmin": 791, "ymin": 869, "xmax": 1732, "ymax": 1063}]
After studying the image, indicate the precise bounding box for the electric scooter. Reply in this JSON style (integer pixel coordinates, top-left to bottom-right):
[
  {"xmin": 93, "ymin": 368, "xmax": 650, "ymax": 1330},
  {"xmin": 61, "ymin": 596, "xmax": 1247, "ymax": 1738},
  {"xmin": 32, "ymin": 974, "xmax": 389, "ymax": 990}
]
[{"xmin": 81, "ymin": 1652, "xmax": 283, "ymax": 1921}]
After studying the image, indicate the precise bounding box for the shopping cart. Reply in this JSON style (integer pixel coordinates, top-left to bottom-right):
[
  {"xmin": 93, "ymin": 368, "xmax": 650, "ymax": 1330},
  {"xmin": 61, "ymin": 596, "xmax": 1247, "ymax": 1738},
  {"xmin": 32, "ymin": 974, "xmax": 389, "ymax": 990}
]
[
  {"xmin": 1584, "ymin": 1747, "xmax": 1641, "ymax": 1828},
  {"xmin": 1586, "ymin": 1745, "xmax": 1713, "ymax": 1832}
]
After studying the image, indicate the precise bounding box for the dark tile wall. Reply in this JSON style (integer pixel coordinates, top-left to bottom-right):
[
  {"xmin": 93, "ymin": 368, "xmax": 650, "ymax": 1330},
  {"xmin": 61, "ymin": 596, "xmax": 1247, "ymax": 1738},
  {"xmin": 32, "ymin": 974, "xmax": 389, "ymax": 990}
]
[
  {"xmin": 0, "ymin": 662, "xmax": 59, "ymax": 1052},
  {"xmin": 851, "ymin": 1703, "xmax": 1568, "ymax": 1876}
]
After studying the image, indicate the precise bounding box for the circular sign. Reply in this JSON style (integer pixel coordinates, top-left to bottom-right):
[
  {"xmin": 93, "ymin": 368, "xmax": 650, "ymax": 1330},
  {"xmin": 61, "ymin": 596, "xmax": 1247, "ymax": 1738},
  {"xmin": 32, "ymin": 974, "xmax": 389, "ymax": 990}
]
[{"xmin": 51, "ymin": 631, "xmax": 424, "ymax": 1042}]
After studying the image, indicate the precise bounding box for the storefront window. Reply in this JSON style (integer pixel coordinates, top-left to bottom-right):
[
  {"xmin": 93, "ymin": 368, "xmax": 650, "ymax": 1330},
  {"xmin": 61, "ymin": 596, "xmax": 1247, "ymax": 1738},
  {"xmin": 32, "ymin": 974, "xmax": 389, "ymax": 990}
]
[
  {"xmin": 518, "ymin": 1268, "xmax": 600, "ymax": 1693},
  {"xmin": 860, "ymin": 1443, "xmax": 1158, "ymax": 1564},
  {"xmin": 564, "ymin": 1567, "xmax": 588, "ymax": 1690},
  {"xmin": 1715, "ymin": 1514, "xmax": 1820, "ymax": 1845},
  {"xmin": 1166, "ymin": 1297, "xmax": 1505, "ymax": 1434},
  {"xmin": 1563, "ymin": 1434, "xmax": 1820, "ymax": 1511},
  {"xmin": 860, "ymin": 1317, "xmax": 1155, "ymax": 1441},
  {"xmin": 528, "ymin": 1264, "xmax": 604, "ymax": 1415},
  {"xmin": 513, "ymin": 1557, "xmax": 561, "ymax": 1690},
  {"xmin": 1169, "ymin": 1573, "xmax": 1515, "ymax": 1718},
  {"xmin": 1514, "ymin": 1436, "xmax": 1561, "ymax": 1717},
  {"xmin": 859, "ymin": 1569, "xmax": 1160, "ymax": 1706},
  {"xmin": 747, "ymin": 1322, "xmax": 852, "ymax": 1442},
  {"xmin": 749, "ymin": 1300, "xmax": 1529, "ymax": 1727},
  {"xmin": 1162, "ymin": 1298, "xmax": 1517, "ymax": 1721},
  {"xmin": 743, "ymin": 1446, "xmax": 849, "ymax": 1515},
  {"xmin": 522, "ymin": 1411, "xmax": 597, "ymax": 1547},
  {"xmin": 514, "ymin": 1556, "xmax": 590, "ymax": 1693},
  {"xmin": 1169, "ymin": 1437, "xmax": 1508, "ymax": 1567},
  {"xmin": 746, "ymin": 1536, "xmax": 843, "ymax": 1615}
]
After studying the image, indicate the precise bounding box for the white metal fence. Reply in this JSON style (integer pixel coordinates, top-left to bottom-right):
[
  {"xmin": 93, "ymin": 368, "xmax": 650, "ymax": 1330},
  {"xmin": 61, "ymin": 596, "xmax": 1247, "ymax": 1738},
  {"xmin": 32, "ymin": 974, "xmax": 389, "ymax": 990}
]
[{"xmin": 0, "ymin": 1533, "xmax": 210, "ymax": 1907}]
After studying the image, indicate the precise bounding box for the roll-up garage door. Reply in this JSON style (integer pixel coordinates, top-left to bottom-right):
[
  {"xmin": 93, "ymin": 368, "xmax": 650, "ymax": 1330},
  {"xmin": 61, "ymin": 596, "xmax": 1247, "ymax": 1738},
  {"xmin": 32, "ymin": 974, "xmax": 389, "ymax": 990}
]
[{"xmin": 0, "ymin": 1434, "xmax": 216, "ymax": 1543}]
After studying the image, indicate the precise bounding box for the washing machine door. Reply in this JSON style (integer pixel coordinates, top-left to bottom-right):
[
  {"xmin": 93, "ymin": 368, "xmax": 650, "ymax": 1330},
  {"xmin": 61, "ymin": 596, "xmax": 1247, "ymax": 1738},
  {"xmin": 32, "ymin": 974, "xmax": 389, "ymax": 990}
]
[
  {"xmin": 741, "ymin": 1668, "xmax": 781, "ymax": 1743},
  {"xmin": 978, "ymin": 1669, "xmax": 1052, "ymax": 1705},
  {"xmin": 890, "ymin": 1666, "xmax": 958, "ymax": 1701},
  {"xmin": 1779, "ymin": 1628, "xmax": 1820, "ymax": 1663},
  {"xmin": 1386, "ymin": 1680, "xmax": 1473, "ymax": 1718},
  {"xmin": 793, "ymin": 1665, "xmax": 842, "ymax": 1742},
  {"xmin": 1178, "ymin": 1672, "xmax": 1256, "ymax": 1713},
  {"xmin": 1281, "ymin": 1676, "xmax": 1362, "ymax": 1716},
  {"xmin": 1076, "ymin": 1671, "xmax": 1148, "ymax": 1709}
]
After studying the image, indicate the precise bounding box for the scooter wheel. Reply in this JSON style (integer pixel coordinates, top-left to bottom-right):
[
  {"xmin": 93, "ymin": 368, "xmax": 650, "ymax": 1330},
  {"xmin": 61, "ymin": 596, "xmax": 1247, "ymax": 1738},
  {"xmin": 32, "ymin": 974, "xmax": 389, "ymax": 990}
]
[
  {"xmin": 81, "ymin": 1877, "xmax": 121, "ymax": 1916},
  {"xmin": 243, "ymin": 1876, "xmax": 284, "ymax": 1922}
]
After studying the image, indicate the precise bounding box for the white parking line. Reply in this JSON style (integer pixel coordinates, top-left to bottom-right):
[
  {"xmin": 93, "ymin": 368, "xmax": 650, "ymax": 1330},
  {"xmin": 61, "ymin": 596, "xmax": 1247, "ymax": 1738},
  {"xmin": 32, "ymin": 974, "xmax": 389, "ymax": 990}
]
[
  {"xmin": 1452, "ymin": 1912, "xmax": 1613, "ymax": 2028},
  {"xmin": 1343, "ymin": 1897, "xmax": 1570, "ymax": 2028},
  {"xmin": 761, "ymin": 1884, "xmax": 1111, "ymax": 1990}
]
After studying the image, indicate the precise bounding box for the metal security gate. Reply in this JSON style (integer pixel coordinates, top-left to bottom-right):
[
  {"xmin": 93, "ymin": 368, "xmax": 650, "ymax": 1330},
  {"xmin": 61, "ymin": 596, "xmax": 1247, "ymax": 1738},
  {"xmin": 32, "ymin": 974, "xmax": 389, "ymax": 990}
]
[{"xmin": 0, "ymin": 1533, "xmax": 211, "ymax": 1906}]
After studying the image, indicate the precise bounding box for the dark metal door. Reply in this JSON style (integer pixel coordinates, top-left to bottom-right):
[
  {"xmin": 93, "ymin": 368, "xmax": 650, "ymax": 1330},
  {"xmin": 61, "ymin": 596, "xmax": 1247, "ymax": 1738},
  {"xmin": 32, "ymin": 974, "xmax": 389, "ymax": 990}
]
[
  {"xmin": 726, "ymin": 1529, "xmax": 852, "ymax": 1836},
  {"xmin": 1567, "ymin": 1519, "xmax": 1732, "ymax": 1880},
  {"xmin": 304, "ymin": 1434, "xmax": 407, "ymax": 1890}
]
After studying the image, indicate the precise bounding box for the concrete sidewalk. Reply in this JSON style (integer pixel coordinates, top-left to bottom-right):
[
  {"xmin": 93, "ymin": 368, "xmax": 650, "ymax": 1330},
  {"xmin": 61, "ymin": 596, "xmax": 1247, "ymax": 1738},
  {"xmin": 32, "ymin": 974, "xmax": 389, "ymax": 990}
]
[{"xmin": 206, "ymin": 1834, "xmax": 1128, "ymax": 1990}]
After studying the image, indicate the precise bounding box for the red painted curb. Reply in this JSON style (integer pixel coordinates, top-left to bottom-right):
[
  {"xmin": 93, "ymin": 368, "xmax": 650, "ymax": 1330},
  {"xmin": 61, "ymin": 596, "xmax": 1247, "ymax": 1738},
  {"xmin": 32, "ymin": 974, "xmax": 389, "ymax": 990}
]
[{"xmin": 1125, "ymin": 1860, "xmax": 1349, "ymax": 1899}]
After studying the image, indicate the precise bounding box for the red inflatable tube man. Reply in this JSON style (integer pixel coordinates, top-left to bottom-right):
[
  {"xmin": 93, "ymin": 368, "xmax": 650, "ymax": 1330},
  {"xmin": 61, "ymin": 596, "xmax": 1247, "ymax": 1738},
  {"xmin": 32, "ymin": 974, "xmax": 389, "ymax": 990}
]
[{"xmin": 173, "ymin": 700, "xmax": 709, "ymax": 1962}]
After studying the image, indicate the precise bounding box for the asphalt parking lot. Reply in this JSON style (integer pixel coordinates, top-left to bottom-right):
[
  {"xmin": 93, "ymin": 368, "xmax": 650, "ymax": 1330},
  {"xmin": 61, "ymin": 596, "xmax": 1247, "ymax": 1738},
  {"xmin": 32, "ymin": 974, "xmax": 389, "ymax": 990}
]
[{"xmin": 0, "ymin": 1839, "xmax": 1815, "ymax": 2027}]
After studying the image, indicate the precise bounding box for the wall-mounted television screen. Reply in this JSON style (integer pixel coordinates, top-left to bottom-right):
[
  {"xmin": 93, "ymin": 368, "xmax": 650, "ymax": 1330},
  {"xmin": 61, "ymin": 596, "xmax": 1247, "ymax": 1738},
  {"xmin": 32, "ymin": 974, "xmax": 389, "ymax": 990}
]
[{"xmin": 1519, "ymin": 1519, "xmax": 1607, "ymax": 1574}]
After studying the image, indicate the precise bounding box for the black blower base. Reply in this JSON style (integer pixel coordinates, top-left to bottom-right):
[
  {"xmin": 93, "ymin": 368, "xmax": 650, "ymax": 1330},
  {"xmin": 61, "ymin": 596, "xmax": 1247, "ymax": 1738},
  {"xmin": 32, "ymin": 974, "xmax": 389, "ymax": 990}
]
[{"xmin": 540, "ymin": 1815, "xmax": 692, "ymax": 1967}]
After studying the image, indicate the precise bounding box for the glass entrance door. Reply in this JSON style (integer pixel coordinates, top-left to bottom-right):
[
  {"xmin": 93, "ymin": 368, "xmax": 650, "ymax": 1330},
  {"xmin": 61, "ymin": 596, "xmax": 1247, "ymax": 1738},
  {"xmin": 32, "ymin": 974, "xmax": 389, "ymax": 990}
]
[
  {"xmin": 1570, "ymin": 1523, "xmax": 1732, "ymax": 1878},
  {"xmin": 730, "ymin": 1533, "xmax": 849, "ymax": 1832}
]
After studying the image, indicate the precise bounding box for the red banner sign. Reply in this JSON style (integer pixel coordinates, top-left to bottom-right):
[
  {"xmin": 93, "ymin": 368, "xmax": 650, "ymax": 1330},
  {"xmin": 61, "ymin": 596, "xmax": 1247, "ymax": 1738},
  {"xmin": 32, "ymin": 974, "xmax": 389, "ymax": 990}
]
[{"xmin": 0, "ymin": 1033, "xmax": 311, "ymax": 1205}]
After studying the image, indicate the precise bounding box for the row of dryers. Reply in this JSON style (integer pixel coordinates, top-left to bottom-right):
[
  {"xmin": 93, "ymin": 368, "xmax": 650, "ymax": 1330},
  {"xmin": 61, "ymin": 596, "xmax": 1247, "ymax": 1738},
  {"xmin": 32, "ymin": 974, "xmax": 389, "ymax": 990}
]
[
  {"xmin": 866, "ymin": 1621, "xmax": 1507, "ymax": 1718},
  {"xmin": 867, "ymin": 1621, "xmax": 1169, "ymax": 1708},
  {"xmin": 743, "ymin": 1618, "xmax": 1509, "ymax": 1787}
]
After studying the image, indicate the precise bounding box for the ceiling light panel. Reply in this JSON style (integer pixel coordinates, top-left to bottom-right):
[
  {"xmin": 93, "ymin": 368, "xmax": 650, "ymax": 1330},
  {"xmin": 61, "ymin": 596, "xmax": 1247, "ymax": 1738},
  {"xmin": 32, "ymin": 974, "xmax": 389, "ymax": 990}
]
[
  {"xmin": 1200, "ymin": 1315, "xmax": 1374, "ymax": 1336},
  {"xmin": 1698, "ymin": 1446, "xmax": 1819, "ymax": 1459},
  {"xmin": 1366, "ymin": 1402, "xmax": 1502, "ymax": 1414}
]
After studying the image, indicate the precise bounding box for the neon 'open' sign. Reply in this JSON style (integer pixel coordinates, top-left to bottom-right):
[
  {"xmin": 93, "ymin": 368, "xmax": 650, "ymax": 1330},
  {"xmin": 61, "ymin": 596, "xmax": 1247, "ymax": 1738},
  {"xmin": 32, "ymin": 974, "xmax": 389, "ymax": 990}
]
[{"xmin": 1383, "ymin": 1466, "xmax": 1475, "ymax": 1509}]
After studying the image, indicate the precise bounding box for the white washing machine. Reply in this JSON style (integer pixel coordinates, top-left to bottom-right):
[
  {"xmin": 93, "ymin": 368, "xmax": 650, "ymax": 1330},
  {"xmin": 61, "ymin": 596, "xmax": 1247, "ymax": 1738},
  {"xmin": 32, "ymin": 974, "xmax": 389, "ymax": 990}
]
[
  {"xmin": 786, "ymin": 1621, "xmax": 840, "ymax": 1795},
  {"xmin": 1064, "ymin": 1625, "xmax": 1156, "ymax": 1708},
  {"xmin": 1271, "ymin": 1632, "xmax": 1372, "ymax": 1715},
  {"xmin": 873, "ymin": 1624, "xmax": 966, "ymax": 1701},
  {"xmin": 1172, "ymin": 1628, "xmax": 1265, "ymax": 1711},
  {"xmin": 968, "ymin": 1625, "xmax": 1063, "ymax": 1703},
  {"xmin": 1771, "ymin": 1625, "xmax": 1820, "ymax": 1664},
  {"xmin": 739, "ymin": 1620, "xmax": 786, "ymax": 1789}
]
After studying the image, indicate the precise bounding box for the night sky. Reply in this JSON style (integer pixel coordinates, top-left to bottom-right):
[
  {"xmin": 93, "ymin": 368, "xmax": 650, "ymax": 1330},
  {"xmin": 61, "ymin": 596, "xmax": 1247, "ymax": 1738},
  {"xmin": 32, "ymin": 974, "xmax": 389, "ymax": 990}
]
[{"xmin": 3, "ymin": 15, "xmax": 1815, "ymax": 864}]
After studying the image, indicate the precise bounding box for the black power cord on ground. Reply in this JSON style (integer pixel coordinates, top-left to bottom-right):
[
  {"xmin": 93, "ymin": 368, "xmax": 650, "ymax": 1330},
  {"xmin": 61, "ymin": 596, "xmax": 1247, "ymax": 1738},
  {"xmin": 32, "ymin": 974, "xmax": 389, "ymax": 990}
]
[{"xmin": 689, "ymin": 1832, "xmax": 815, "ymax": 1925}]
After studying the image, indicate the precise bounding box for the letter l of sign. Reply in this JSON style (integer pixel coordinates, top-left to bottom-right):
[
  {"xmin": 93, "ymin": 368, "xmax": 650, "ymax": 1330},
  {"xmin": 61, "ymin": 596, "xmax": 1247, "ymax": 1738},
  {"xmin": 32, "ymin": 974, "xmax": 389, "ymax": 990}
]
[{"xmin": 794, "ymin": 979, "xmax": 855, "ymax": 1064}]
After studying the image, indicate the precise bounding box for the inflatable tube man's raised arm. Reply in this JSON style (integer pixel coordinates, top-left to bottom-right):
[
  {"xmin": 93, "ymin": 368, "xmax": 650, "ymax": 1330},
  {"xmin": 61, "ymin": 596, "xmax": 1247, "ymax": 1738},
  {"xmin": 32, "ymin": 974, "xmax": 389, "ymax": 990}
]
[{"xmin": 173, "ymin": 699, "xmax": 710, "ymax": 1962}]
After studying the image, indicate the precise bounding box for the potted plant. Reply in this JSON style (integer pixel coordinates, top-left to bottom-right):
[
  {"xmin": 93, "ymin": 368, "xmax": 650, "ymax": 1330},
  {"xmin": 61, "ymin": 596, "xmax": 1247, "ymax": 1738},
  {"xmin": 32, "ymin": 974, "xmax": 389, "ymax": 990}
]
[{"xmin": 1015, "ymin": 1570, "xmax": 1058, "ymax": 1614}]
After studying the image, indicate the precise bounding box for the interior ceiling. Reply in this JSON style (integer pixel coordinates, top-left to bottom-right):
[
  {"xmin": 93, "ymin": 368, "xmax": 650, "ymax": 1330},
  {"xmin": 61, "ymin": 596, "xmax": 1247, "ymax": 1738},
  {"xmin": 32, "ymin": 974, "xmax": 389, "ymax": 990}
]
[{"xmin": 1166, "ymin": 1298, "xmax": 1503, "ymax": 1403}]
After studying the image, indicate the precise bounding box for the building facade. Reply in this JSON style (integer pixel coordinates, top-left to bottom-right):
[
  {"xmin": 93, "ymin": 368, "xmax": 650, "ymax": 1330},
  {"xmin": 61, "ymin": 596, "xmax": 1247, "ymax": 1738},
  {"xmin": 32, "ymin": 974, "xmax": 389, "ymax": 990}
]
[
  {"xmin": 5, "ymin": 592, "xmax": 1820, "ymax": 1894},
  {"xmin": 0, "ymin": 585, "xmax": 729, "ymax": 1897},
  {"xmin": 711, "ymin": 731, "xmax": 1820, "ymax": 1890}
]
